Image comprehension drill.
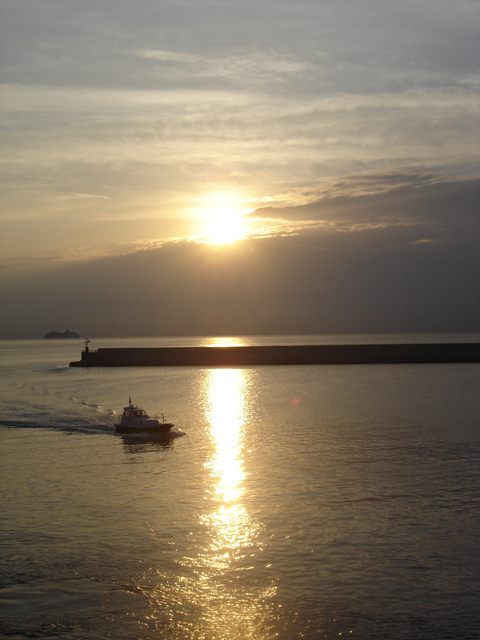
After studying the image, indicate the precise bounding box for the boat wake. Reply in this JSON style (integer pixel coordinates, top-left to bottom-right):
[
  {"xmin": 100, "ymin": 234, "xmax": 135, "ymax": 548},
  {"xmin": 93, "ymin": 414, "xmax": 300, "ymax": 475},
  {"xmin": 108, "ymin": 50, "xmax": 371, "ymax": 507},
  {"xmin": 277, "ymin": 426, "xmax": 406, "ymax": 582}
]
[
  {"xmin": 116, "ymin": 428, "xmax": 186, "ymax": 439},
  {"xmin": 0, "ymin": 418, "xmax": 114, "ymax": 435},
  {"xmin": 0, "ymin": 397, "xmax": 185, "ymax": 439},
  {"xmin": 71, "ymin": 396, "xmax": 115, "ymax": 415}
]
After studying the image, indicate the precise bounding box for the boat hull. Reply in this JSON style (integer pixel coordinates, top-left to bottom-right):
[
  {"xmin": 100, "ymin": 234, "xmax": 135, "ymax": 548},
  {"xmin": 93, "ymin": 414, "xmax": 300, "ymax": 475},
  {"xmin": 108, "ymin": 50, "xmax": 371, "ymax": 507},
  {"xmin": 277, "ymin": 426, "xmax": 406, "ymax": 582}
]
[{"xmin": 114, "ymin": 423, "xmax": 174, "ymax": 435}]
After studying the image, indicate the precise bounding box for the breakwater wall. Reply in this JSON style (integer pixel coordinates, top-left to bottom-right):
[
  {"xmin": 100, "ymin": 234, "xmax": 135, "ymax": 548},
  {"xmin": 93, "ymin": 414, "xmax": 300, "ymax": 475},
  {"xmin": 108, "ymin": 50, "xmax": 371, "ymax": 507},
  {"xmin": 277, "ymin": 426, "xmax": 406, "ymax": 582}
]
[{"xmin": 69, "ymin": 343, "xmax": 480, "ymax": 367}]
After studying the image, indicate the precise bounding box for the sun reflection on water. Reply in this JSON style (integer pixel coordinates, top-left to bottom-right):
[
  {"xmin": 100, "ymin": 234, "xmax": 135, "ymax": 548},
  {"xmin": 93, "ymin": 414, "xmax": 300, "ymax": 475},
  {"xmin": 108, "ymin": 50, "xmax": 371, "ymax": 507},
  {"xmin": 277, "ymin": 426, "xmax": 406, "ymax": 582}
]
[
  {"xmin": 166, "ymin": 367, "xmax": 278, "ymax": 639},
  {"xmin": 199, "ymin": 368, "xmax": 261, "ymax": 571},
  {"xmin": 205, "ymin": 368, "xmax": 246, "ymax": 503},
  {"xmin": 201, "ymin": 335, "xmax": 249, "ymax": 348}
]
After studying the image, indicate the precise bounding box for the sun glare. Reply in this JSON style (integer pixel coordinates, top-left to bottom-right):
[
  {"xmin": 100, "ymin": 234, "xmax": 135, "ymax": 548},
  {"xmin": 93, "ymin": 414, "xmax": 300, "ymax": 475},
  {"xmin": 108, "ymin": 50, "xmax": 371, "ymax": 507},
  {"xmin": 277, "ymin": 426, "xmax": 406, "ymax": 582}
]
[
  {"xmin": 194, "ymin": 192, "xmax": 248, "ymax": 245},
  {"xmin": 204, "ymin": 207, "xmax": 246, "ymax": 244}
]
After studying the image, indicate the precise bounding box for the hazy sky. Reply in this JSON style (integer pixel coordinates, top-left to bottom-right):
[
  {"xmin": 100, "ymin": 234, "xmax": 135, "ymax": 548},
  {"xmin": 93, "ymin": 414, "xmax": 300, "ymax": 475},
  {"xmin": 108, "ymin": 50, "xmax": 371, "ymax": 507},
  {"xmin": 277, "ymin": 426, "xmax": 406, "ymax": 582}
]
[{"xmin": 1, "ymin": 0, "xmax": 479, "ymax": 337}]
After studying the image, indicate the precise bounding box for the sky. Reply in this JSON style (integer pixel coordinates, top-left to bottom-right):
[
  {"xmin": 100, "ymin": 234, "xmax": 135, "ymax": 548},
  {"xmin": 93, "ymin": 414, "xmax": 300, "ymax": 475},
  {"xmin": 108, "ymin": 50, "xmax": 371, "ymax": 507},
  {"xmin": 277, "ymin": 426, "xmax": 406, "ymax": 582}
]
[{"xmin": 0, "ymin": 0, "xmax": 479, "ymax": 338}]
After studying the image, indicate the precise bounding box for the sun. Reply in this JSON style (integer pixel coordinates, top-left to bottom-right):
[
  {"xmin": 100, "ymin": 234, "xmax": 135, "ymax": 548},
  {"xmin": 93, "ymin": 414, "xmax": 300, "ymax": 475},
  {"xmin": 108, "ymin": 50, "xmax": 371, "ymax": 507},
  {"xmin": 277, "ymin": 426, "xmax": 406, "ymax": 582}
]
[
  {"xmin": 193, "ymin": 192, "xmax": 249, "ymax": 245},
  {"xmin": 204, "ymin": 207, "xmax": 246, "ymax": 245}
]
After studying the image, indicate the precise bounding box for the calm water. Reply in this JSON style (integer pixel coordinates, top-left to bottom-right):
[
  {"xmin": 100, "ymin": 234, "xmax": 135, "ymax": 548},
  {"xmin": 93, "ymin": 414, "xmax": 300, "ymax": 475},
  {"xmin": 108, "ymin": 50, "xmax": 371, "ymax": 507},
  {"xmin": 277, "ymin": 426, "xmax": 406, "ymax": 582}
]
[{"xmin": 1, "ymin": 336, "xmax": 479, "ymax": 640}]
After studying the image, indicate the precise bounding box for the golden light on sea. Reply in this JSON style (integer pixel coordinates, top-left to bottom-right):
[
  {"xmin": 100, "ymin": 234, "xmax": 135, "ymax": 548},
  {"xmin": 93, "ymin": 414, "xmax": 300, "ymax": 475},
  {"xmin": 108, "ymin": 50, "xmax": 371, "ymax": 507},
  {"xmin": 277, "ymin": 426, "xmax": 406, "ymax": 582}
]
[
  {"xmin": 204, "ymin": 368, "xmax": 246, "ymax": 504},
  {"xmin": 167, "ymin": 367, "xmax": 277, "ymax": 638}
]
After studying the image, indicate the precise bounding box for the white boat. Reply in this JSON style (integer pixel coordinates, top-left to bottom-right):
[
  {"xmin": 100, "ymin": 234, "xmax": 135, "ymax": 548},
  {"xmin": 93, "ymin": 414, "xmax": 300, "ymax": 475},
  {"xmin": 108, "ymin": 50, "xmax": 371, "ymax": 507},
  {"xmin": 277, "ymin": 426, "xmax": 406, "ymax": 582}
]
[{"xmin": 114, "ymin": 397, "xmax": 174, "ymax": 434}]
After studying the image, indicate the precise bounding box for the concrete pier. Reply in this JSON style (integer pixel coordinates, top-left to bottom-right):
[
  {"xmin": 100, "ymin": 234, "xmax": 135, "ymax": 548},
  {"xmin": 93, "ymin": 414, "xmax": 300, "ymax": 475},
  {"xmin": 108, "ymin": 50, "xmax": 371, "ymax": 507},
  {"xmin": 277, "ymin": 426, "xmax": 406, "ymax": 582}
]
[{"xmin": 69, "ymin": 343, "xmax": 480, "ymax": 367}]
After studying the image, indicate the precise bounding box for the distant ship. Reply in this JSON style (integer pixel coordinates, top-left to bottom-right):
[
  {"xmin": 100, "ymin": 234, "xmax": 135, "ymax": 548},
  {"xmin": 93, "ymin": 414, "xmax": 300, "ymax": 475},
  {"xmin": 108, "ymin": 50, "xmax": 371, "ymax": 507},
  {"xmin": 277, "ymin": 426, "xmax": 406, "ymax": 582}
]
[{"xmin": 44, "ymin": 329, "xmax": 80, "ymax": 339}]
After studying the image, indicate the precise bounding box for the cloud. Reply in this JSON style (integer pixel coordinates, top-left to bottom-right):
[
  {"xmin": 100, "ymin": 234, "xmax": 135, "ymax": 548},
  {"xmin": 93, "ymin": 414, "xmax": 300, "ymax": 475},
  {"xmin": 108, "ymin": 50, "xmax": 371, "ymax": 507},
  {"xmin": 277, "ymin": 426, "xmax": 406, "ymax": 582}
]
[
  {"xmin": 3, "ymin": 0, "xmax": 478, "ymax": 96},
  {"xmin": 1, "ymin": 173, "xmax": 477, "ymax": 265},
  {"xmin": 248, "ymin": 178, "xmax": 480, "ymax": 242},
  {"xmin": 136, "ymin": 50, "xmax": 198, "ymax": 64},
  {"xmin": 2, "ymin": 83, "xmax": 477, "ymax": 168},
  {"xmin": 66, "ymin": 192, "xmax": 110, "ymax": 200},
  {"xmin": 0, "ymin": 82, "xmax": 250, "ymax": 114},
  {"xmin": 1, "ymin": 229, "xmax": 479, "ymax": 339},
  {"xmin": 2, "ymin": 81, "xmax": 478, "ymax": 236},
  {"xmin": 1, "ymin": 0, "xmax": 479, "ymax": 269},
  {"xmin": 134, "ymin": 47, "xmax": 310, "ymax": 90}
]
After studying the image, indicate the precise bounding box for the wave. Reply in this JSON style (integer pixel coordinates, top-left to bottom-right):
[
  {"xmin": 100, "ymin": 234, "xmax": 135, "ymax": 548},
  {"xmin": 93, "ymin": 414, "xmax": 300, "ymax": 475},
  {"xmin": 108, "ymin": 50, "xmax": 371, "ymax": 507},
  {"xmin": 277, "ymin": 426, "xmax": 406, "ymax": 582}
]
[
  {"xmin": 0, "ymin": 419, "xmax": 44, "ymax": 429},
  {"xmin": 0, "ymin": 418, "xmax": 115, "ymax": 435},
  {"xmin": 117, "ymin": 428, "xmax": 186, "ymax": 440},
  {"xmin": 71, "ymin": 396, "xmax": 116, "ymax": 417}
]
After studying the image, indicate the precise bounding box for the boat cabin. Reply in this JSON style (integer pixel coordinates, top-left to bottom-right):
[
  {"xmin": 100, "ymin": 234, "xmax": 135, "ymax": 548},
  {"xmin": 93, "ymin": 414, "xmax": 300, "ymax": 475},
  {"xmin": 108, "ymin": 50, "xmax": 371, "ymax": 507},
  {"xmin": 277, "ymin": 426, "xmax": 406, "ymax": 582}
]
[
  {"xmin": 115, "ymin": 397, "xmax": 173, "ymax": 433},
  {"xmin": 123, "ymin": 408, "xmax": 148, "ymax": 418}
]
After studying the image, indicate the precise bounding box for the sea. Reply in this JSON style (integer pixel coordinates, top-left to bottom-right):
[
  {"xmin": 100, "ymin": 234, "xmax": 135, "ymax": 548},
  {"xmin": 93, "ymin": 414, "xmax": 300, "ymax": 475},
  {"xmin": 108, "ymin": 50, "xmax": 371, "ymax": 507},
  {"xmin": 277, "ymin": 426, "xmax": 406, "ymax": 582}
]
[{"xmin": 1, "ymin": 334, "xmax": 479, "ymax": 640}]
